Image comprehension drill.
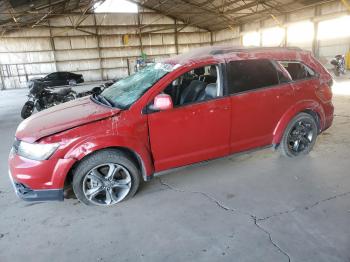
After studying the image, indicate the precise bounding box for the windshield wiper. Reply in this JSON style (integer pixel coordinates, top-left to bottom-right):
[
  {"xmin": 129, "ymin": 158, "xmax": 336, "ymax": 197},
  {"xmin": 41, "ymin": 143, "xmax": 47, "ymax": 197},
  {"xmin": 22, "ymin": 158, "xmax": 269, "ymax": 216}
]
[{"xmin": 94, "ymin": 94, "xmax": 114, "ymax": 107}]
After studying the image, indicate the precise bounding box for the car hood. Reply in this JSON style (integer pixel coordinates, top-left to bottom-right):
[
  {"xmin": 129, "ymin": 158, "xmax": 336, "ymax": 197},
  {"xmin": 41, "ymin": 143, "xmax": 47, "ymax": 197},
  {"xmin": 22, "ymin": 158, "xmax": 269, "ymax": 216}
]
[{"xmin": 16, "ymin": 96, "xmax": 120, "ymax": 143}]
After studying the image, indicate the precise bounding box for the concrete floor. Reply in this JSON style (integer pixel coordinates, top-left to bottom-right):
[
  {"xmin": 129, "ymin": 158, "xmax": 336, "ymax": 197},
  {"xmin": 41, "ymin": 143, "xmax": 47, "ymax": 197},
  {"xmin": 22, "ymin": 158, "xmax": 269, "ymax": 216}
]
[{"xmin": 0, "ymin": 80, "xmax": 349, "ymax": 262}]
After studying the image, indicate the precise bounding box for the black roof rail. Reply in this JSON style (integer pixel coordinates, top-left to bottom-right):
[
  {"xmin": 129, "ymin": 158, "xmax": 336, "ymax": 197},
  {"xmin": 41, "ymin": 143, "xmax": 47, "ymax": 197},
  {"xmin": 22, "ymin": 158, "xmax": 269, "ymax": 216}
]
[{"xmin": 209, "ymin": 46, "xmax": 304, "ymax": 55}]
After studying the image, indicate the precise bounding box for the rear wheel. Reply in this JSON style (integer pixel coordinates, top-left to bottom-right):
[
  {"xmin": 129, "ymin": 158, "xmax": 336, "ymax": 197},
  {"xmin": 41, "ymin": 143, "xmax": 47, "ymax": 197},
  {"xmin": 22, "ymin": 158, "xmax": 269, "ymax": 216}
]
[
  {"xmin": 279, "ymin": 113, "xmax": 318, "ymax": 157},
  {"xmin": 72, "ymin": 149, "xmax": 140, "ymax": 206},
  {"xmin": 21, "ymin": 101, "xmax": 34, "ymax": 119}
]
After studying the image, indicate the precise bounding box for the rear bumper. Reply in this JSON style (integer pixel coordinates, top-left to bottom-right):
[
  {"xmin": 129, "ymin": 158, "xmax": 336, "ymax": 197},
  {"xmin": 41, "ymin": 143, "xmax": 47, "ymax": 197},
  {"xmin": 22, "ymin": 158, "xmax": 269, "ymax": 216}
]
[
  {"xmin": 8, "ymin": 170, "xmax": 63, "ymax": 201},
  {"xmin": 323, "ymin": 101, "xmax": 334, "ymax": 131}
]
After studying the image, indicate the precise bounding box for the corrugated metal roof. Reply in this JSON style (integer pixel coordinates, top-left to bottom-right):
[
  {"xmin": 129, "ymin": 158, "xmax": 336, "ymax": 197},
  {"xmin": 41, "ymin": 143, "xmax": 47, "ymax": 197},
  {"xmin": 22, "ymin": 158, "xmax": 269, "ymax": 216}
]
[
  {"xmin": 130, "ymin": 0, "xmax": 333, "ymax": 31},
  {"xmin": 0, "ymin": 0, "xmax": 334, "ymax": 34},
  {"xmin": 0, "ymin": 0, "xmax": 100, "ymax": 34}
]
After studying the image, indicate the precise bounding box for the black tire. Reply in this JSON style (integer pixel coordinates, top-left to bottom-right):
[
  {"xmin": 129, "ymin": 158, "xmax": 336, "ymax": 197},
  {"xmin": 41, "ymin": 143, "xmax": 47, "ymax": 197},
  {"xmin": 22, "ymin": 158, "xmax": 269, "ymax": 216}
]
[
  {"xmin": 72, "ymin": 149, "xmax": 141, "ymax": 206},
  {"xmin": 279, "ymin": 113, "xmax": 318, "ymax": 157},
  {"xmin": 21, "ymin": 101, "xmax": 34, "ymax": 119}
]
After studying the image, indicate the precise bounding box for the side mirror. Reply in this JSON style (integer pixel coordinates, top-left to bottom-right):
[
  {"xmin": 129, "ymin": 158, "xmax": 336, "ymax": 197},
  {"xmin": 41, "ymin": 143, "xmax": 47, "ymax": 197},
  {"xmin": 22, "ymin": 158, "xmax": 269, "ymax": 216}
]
[{"xmin": 151, "ymin": 94, "xmax": 173, "ymax": 111}]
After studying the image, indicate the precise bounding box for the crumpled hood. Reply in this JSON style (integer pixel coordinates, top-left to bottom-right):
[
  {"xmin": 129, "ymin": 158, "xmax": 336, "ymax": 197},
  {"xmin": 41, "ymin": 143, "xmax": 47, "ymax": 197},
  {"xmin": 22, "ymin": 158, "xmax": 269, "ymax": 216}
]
[{"xmin": 16, "ymin": 96, "xmax": 120, "ymax": 143}]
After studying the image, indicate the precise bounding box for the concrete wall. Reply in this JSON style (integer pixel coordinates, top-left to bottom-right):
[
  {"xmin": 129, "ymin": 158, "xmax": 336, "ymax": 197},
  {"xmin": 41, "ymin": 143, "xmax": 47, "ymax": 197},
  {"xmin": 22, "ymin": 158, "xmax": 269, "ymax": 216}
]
[{"xmin": 0, "ymin": 8, "xmax": 211, "ymax": 89}]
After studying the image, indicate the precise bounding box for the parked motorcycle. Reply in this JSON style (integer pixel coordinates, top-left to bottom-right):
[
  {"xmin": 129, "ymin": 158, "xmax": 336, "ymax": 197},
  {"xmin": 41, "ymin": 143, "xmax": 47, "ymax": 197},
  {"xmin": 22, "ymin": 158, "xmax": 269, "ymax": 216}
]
[
  {"xmin": 330, "ymin": 55, "xmax": 346, "ymax": 76},
  {"xmin": 76, "ymin": 80, "xmax": 115, "ymax": 98},
  {"xmin": 21, "ymin": 82, "xmax": 77, "ymax": 119}
]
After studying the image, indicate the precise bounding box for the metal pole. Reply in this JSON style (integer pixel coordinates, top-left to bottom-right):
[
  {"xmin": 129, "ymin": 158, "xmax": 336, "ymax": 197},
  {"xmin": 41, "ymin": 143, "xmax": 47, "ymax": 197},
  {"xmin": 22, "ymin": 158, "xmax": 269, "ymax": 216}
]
[
  {"xmin": 174, "ymin": 19, "xmax": 179, "ymax": 54},
  {"xmin": 312, "ymin": 6, "xmax": 321, "ymax": 58},
  {"xmin": 0, "ymin": 66, "xmax": 5, "ymax": 90},
  {"xmin": 93, "ymin": 14, "xmax": 104, "ymax": 80},
  {"xmin": 137, "ymin": 11, "xmax": 143, "ymax": 54},
  {"xmin": 48, "ymin": 20, "xmax": 58, "ymax": 71}
]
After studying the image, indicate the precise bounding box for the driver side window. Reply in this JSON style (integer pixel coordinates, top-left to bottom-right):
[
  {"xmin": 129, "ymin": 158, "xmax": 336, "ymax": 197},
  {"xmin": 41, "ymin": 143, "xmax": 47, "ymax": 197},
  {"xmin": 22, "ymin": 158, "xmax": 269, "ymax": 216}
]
[
  {"xmin": 163, "ymin": 64, "xmax": 222, "ymax": 107},
  {"xmin": 46, "ymin": 73, "xmax": 57, "ymax": 80}
]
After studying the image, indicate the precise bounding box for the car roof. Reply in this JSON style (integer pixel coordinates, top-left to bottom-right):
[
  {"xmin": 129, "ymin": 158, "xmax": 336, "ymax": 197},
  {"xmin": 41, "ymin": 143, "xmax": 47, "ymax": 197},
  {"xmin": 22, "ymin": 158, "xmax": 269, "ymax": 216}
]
[{"xmin": 163, "ymin": 45, "xmax": 311, "ymax": 66}]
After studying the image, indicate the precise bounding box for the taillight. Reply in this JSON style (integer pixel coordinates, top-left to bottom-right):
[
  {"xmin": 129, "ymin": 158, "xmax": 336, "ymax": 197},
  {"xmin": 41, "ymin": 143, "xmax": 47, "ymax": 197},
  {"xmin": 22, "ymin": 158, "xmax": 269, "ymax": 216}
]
[
  {"xmin": 316, "ymin": 79, "xmax": 333, "ymax": 102},
  {"xmin": 327, "ymin": 78, "xmax": 333, "ymax": 88}
]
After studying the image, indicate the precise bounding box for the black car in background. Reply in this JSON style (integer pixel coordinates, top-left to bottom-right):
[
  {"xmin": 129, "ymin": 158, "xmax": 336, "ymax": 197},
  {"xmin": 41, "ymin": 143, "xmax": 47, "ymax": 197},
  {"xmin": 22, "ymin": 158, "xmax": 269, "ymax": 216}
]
[{"xmin": 28, "ymin": 72, "xmax": 84, "ymax": 88}]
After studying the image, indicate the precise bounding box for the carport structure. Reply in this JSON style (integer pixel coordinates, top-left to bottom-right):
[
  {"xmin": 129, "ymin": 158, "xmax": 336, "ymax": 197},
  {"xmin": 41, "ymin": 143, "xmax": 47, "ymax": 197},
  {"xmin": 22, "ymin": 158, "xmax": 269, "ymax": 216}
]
[
  {"xmin": 0, "ymin": 0, "xmax": 350, "ymax": 89},
  {"xmin": 0, "ymin": 1, "xmax": 350, "ymax": 262}
]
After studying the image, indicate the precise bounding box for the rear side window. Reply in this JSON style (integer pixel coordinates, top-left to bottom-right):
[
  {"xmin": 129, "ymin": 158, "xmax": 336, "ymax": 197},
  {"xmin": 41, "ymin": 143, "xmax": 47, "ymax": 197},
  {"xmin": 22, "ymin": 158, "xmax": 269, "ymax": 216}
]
[
  {"xmin": 226, "ymin": 59, "xmax": 279, "ymax": 94},
  {"xmin": 278, "ymin": 61, "xmax": 315, "ymax": 81}
]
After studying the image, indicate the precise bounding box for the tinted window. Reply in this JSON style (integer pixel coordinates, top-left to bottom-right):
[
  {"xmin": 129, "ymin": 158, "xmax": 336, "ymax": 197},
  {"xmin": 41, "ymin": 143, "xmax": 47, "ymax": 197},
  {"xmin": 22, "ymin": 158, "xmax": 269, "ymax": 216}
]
[
  {"xmin": 227, "ymin": 59, "xmax": 279, "ymax": 94},
  {"xmin": 46, "ymin": 73, "xmax": 57, "ymax": 79},
  {"xmin": 58, "ymin": 72, "xmax": 67, "ymax": 79},
  {"xmin": 278, "ymin": 61, "xmax": 315, "ymax": 81}
]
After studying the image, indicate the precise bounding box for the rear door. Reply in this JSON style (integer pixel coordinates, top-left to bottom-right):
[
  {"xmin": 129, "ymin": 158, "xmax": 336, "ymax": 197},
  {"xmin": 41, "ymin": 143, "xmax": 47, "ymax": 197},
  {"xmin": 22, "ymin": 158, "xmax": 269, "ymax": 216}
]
[
  {"xmin": 57, "ymin": 72, "xmax": 69, "ymax": 85},
  {"xmin": 225, "ymin": 59, "xmax": 294, "ymax": 153}
]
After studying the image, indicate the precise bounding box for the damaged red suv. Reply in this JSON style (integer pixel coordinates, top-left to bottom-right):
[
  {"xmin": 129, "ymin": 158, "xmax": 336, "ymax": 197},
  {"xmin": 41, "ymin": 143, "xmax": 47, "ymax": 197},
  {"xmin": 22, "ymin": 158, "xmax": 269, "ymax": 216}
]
[{"xmin": 8, "ymin": 46, "xmax": 334, "ymax": 206}]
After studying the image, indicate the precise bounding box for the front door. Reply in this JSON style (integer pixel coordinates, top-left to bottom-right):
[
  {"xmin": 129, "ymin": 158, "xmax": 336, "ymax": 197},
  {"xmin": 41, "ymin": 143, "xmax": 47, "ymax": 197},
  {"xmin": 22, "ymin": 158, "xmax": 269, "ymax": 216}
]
[{"xmin": 148, "ymin": 64, "xmax": 231, "ymax": 172}]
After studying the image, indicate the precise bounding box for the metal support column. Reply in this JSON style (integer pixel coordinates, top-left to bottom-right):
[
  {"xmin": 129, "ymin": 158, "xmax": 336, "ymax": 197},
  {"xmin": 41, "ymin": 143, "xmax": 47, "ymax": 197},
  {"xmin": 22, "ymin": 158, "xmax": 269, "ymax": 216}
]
[
  {"xmin": 174, "ymin": 19, "xmax": 179, "ymax": 54},
  {"xmin": 283, "ymin": 14, "xmax": 288, "ymax": 47},
  {"xmin": 312, "ymin": 6, "xmax": 321, "ymax": 58},
  {"xmin": 0, "ymin": 67, "xmax": 5, "ymax": 90},
  {"xmin": 93, "ymin": 14, "xmax": 104, "ymax": 80},
  {"xmin": 48, "ymin": 20, "xmax": 58, "ymax": 71},
  {"xmin": 137, "ymin": 11, "xmax": 143, "ymax": 54}
]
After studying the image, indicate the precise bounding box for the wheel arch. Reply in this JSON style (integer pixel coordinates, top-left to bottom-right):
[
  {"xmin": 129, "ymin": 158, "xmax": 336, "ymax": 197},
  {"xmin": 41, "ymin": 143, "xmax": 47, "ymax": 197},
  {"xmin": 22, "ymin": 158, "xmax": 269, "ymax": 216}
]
[
  {"xmin": 64, "ymin": 146, "xmax": 152, "ymax": 189},
  {"xmin": 302, "ymin": 109, "xmax": 321, "ymax": 133},
  {"xmin": 272, "ymin": 100, "xmax": 325, "ymax": 146}
]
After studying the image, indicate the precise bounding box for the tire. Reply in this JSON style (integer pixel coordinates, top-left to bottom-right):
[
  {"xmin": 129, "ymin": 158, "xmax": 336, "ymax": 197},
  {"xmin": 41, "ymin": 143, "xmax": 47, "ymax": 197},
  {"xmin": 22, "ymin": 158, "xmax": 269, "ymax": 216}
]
[
  {"xmin": 334, "ymin": 70, "xmax": 340, "ymax": 77},
  {"xmin": 68, "ymin": 79, "xmax": 77, "ymax": 86},
  {"xmin": 21, "ymin": 101, "xmax": 34, "ymax": 119},
  {"xmin": 279, "ymin": 113, "xmax": 318, "ymax": 157},
  {"xmin": 72, "ymin": 149, "xmax": 141, "ymax": 206}
]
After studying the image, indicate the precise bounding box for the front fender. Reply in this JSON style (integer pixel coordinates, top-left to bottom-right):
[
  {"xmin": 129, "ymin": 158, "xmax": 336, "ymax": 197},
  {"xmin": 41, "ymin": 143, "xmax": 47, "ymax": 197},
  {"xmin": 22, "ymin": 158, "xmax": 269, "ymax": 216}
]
[
  {"xmin": 272, "ymin": 100, "xmax": 325, "ymax": 145},
  {"xmin": 64, "ymin": 134, "xmax": 154, "ymax": 180}
]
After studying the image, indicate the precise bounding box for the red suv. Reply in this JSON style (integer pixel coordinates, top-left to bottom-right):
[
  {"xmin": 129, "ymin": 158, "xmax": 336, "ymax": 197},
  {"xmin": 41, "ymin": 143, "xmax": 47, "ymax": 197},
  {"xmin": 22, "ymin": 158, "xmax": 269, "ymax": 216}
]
[{"xmin": 8, "ymin": 47, "xmax": 334, "ymax": 206}]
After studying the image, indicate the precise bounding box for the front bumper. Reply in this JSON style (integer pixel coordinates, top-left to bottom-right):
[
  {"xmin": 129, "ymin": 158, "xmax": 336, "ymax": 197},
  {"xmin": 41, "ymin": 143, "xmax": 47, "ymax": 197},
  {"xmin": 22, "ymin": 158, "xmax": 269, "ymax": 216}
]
[
  {"xmin": 8, "ymin": 149, "xmax": 76, "ymax": 202},
  {"xmin": 8, "ymin": 170, "xmax": 63, "ymax": 201}
]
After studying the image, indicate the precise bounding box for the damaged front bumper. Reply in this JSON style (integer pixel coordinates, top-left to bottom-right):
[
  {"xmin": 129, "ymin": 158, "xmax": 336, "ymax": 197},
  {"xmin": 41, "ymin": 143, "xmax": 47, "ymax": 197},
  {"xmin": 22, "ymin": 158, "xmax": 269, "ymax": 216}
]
[{"xmin": 8, "ymin": 170, "xmax": 63, "ymax": 201}]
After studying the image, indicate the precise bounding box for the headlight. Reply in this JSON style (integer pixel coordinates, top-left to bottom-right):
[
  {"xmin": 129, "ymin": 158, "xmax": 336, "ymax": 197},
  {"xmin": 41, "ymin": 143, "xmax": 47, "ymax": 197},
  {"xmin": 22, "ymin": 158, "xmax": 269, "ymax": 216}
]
[{"xmin": 15, "ymin": 140, "xmax": 60, "ymax": 160}]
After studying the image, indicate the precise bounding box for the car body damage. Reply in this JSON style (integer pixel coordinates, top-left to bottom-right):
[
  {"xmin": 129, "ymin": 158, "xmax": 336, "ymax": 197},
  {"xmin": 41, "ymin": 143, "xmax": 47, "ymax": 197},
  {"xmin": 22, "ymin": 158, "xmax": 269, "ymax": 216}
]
[
  {"xmin": 16, "ymin": 96, "xmax": 119, "ymax": 143},
  {"xmin": 8, "ymin": 46, "xmax": 334, "ymax": 203}
]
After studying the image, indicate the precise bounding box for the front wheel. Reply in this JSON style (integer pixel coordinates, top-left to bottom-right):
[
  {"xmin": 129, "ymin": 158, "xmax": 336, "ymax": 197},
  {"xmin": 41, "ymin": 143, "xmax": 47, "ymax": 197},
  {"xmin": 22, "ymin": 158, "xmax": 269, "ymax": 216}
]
[
  {"xmin": 21, "ymin": 101, "xmax": 35, "ymax": 119},
  {"xmin": 72, "ymin": 150, "xmax": 141, "ymax": 206},
  {"xmin": 279, "ymin": 113, "xmax": 318, "ymax": 157}
]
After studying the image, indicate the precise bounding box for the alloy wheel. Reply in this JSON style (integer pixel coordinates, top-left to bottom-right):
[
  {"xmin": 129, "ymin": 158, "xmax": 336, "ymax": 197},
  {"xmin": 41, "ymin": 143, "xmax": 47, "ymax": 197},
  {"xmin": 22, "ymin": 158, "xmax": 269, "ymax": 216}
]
[
  {"xmin": 82, "ymin": 163, "xmax": 132, "ymax": 206},
  {"xmin": 287, "ymin": 120, "xmax": 314, "ymax": 155}
]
